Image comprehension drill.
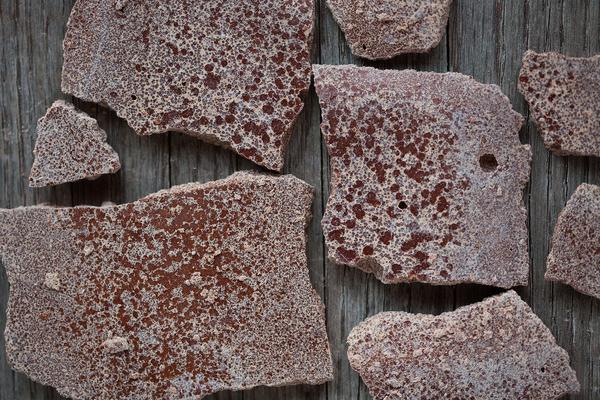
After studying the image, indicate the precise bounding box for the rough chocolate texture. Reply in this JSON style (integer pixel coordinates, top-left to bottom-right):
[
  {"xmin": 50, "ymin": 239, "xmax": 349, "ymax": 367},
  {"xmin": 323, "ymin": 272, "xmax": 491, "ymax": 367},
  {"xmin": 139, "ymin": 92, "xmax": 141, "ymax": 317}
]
[
  {"xmin": 347, "ymin": 291, "xmax": 580, "ymax": 400},
  {"xmin": 0, "ymin": 172, "xmax": 333, "ymax": 399},
  {"xmin": 546, "ymin": 183, "xmax": 600, "ymax": 299},
  {"xmin": 518, "ymin": 50, "xmax": 600, "ymax": 157},
  {"xmin": 29, "ymin": 100, "xmax": 120, "ymax": 187},
  {"xmin": 61, "ymin": 0, "xmax": 314, "ymax": 171},
  {"xmin": 314, "ymin": 65, "xmax": 531, "ymax": 288},
  {"xmin": 325, "ymin": 0, "xmax": 452, "ymax": 60}
]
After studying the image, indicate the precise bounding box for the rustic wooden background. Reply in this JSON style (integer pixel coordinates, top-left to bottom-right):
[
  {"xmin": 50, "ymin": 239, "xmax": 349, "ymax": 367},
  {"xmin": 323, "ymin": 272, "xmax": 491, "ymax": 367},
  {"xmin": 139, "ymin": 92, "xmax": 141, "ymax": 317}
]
[{"xmin": 0, "ymin": 1, "xmax": 598, "ymax": 399}]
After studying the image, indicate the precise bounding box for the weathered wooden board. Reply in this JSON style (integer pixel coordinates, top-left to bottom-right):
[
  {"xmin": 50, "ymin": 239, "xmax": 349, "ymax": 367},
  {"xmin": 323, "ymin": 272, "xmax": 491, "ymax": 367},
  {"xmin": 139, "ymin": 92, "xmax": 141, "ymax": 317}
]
[{"xmin": 0, "ymin": 1, "xmax": 598, "ymax": 399}]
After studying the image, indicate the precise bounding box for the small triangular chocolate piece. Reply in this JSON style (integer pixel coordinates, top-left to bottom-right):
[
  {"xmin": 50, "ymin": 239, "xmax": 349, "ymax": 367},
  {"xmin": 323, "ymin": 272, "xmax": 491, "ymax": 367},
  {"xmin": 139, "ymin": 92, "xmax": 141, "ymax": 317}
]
[
  {"xmin": 1, "ymin": 172, "xmax": 333, "ymax": 399},
  {"xmin": 519, "ymin": 51, "xmax": 600, "ymax": 157},
  {"xmin": 29, "ymin": 100, "xmax": 120, "ymax": 187}
]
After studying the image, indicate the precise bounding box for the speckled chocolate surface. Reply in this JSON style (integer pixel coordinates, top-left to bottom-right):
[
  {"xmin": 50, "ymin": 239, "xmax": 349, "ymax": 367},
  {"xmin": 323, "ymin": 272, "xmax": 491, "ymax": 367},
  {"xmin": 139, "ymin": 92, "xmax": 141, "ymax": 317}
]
[
  {"xmin": 325, "ymin": 0, "xmax": 452, "ymax": 60},
  {"xmin": 29, "ymin": 100, "xmax": 120, "ymax": 187},
  {"xmin": 546, "ymin": 183, "xmax": 600, "ymax": 299},
  {"xmin": 0, "ymin": 172, "xmax": 333, "ymax": 399},
  {"xmin": 61, "ymin": 0, "xmax": 314, "ymax": 171},
  {"xmin": 518, "ymin": 51, "xmax": 600, "ymax": 157},
  {"xmin": 314, "ymin": 65, "xmax": 531, "ymax": 288},
  {"xmin": 347, "ymin": 291, "xmax": 580, "ymax": 400}
]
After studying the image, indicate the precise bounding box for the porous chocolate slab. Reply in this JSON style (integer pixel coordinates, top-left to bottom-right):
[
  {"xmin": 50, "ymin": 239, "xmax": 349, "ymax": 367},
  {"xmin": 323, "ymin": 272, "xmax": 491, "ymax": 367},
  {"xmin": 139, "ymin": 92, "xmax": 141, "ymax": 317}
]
[
  {"xmin": 0, "ymin": 172, "xmax": 333, "ymax": 399},
  {"xmin": 314, "ymin": 65, "xmax": 531, "ymax": 288},
  {"xmin": 61, "ymin": 0, "xmax": 314, "ymax": 171},
  {"xmin": 325, "ymin": 0, "xmax": 452, "ymax": 60},
  {"xmin": 347, "ymin": 291, "xmax": 580, "ymax": 400},
  {"xmin": 546, "ymin": 183, "xmax": 600, "ymax": 299},
  {"xmin": 29, "ymin": 100, "xmax": 120, "ymax": 187},
  {"xmin": 518, "ymin": 51, "xmax": 600, "ymax": 156}
]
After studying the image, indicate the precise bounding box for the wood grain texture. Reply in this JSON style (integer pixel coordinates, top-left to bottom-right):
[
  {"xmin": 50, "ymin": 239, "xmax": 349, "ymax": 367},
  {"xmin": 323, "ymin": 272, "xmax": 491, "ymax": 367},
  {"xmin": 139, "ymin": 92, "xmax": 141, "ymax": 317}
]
[{"xmin": 0, "ymin": 1, "xmax": 598, "ymax": 399}]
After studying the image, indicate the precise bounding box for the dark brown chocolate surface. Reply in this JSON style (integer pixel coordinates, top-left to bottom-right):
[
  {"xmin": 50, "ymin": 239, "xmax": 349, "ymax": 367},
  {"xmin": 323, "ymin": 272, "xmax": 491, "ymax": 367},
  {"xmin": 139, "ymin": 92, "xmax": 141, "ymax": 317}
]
[{"xmin": 0, "ymin": 172, "xmax": 333, "ymax": 399}]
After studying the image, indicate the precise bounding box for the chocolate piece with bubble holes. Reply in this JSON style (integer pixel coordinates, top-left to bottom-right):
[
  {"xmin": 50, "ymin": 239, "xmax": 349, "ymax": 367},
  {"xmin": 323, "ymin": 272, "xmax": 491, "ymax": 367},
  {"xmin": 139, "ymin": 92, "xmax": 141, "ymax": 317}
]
[
  {"xmin": 546, "ymin": 183, "xmax": 600, "ymax": 299},
  {"xmin": 29, "ymin": 100, "xmax": 120, "ymax": 187},
  {"xmin": 0, "ymin": 172, "xmax": 333, "ymax": 399},
  {"xmin": 61, "ymin": 0, "xmax": 314, "ymax": 171},
  {"xmin": 314, "ymin": 65, "xmax": 531, "ymax": 288},
  {"xmin": 325, "ymin": 0, "xmax": 452, "ymax": 60}
]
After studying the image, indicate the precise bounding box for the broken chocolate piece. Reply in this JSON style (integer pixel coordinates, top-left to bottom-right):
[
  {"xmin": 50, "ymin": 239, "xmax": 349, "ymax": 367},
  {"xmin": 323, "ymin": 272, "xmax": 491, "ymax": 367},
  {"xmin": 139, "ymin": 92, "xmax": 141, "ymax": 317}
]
[
  {"xmin": 61, "ymin": 0, "xmax": 314, "ymax": 171},
  {"xmin": 0, "ymin": 172, "xmax": 333, "ymax": 399},
  {"xmin": 347, "ymin": 291, "xmax": 580, "ymax": 400},
  {"xmin": 29, "ymin": 100, "xmax": 120, "ymax": 187},
  {"xmin": 325, "ymin": 0, "xmax": 453, "ymax": 59},
  {"xmin": 546, "ymin": 183, "xmax": 600, "ymax": 299},
  {"xmin": 518, "ymin": 51, "xmax": 600, "ymax": 156},
  {"xmin": 314, "ymin": 65, "xmax": 531, "ymax": 288}
]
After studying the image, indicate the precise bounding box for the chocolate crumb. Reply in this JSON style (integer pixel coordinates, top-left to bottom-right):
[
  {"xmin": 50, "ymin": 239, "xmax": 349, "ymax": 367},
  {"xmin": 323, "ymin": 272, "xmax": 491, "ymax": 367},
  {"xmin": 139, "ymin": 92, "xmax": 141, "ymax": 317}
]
[
  {"xmin": 314, "ymin": 65, "xmax": 531, "ymax": 288},
  {"xmin": 519, "ymin": 51, "xmax": 600, "ymax": 157}
]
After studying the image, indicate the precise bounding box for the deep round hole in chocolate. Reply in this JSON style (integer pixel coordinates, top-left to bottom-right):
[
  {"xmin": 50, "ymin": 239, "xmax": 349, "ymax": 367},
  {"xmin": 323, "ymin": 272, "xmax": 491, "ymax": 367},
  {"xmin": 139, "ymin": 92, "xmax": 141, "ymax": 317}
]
[{"xmin": 479, "ymin": 154, "xmax": 498, "ymax": 172}]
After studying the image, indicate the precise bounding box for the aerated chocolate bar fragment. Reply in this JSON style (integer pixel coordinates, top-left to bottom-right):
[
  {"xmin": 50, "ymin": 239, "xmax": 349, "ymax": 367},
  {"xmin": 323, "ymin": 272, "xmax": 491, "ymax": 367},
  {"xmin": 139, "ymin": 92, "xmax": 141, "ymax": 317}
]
[
  {"xmin": 325, "ymin": 0, "xmax": 452, "ymax": 59},
  {"xmin": 29, "ymin": 100, "xmax": 120, "ymax": 187},
  {"xmin": 315, "ymin": 65, "xmax": 531, "ymax": 288},
  {"xmin": 546, "ymin": 183, "xmax": 600, "ymax": 299},
  {"xmin": 0, "ymin": 172, "xmax": 333, "ymax": 399},
  {"xmin": 519, "ymin": 51, "xmax": 600, "ymax": 156}
]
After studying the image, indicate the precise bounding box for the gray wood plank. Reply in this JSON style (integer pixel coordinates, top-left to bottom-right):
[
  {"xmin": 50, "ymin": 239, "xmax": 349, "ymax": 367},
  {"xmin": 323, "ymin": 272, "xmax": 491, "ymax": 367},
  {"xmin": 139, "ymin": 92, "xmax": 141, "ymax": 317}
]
[
  {"xmin": 319, "ymin": 2, "xmax": 457, "ymax": 399},
  {"xmin": 447, "ymin": 0, "xmax": 506, "ymax": 312},
  {"xmin": 525, "ymin": 0, "xmax": 557, "ymax": 322},
  {"xmin": 317, "ymin": 2, "xmax": 366, "ymax": 399},
  {"xmin": 523, "ymin": 1, "xmax": 599, "ymax": 399},
  {"xmin": 559, "ymin": 2, "xmax": 593, "ymax": 399},
  {"xmin": 1, "ymin": 1, "xmax": 599, "ymax": 399},
  {"xmin": 1, "ymin": 1, "xmax": 74, "ymax": 399}
]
